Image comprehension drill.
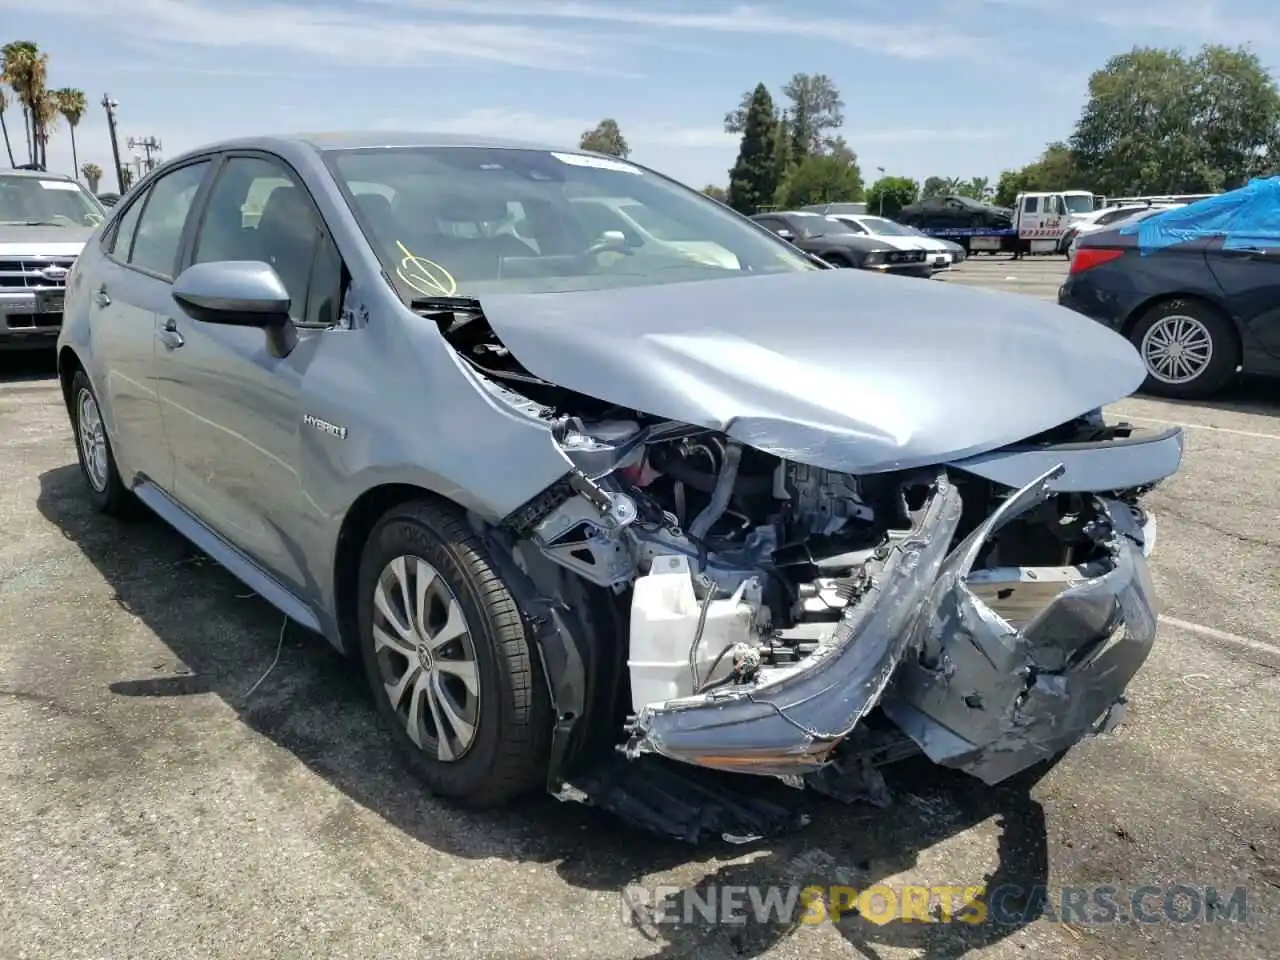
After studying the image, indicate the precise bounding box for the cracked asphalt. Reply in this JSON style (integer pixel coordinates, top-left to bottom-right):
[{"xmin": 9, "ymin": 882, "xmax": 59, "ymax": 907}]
[{"xmin": 1, "ymin": 256, "xmax": 1277, "ymax": 959}]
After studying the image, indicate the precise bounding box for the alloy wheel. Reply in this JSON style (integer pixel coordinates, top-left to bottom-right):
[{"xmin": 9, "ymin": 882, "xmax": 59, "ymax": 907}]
[
  {"xmin": 76, "ymin": 387, "xmax": 109, "ymax": 493},
  {"xmin": 1140, "ymin": 314, "xmax": 1213, "ymax": 384},
  {"xmin": 371, "ymin": 555, "xmax": 481, "ymax": 762}
]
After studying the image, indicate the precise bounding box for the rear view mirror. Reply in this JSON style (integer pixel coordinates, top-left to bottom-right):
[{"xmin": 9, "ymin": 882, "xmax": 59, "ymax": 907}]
[{"xmin": 173, "ymin": 261, "xmax": 291, "ymax": 327}]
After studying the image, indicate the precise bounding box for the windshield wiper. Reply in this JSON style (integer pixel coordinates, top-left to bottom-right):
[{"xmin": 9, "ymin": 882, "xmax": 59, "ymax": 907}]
[
  {"xmin": 409, "ymin": 295, "xmax": 482, "ymax": 313},
  {"xmin": 0, "ymin": 219, "xmax": 67, "ymax": 227}
]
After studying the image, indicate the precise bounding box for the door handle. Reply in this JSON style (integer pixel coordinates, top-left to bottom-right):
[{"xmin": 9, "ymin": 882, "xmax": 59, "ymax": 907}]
[
  {"xmin": 158, "ymin": 317, "xmax": 185, "ymax": 349},
  {"xmin": 94, "ymin": 286, "xmax": 110, "ymax": 307}
]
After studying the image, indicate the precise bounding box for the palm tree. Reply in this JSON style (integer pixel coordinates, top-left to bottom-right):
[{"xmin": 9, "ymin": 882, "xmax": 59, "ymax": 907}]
[
  {"xmin": 1, "ymin": 41, "xmax": 47, "ymax": 166},
  {"xmin": 0, "ymin": 88, "xmax": 15, "ymax": 166},
  {"xmin": 53, "ymin": 88, "xmax": 86, "ymax": 175},
  {"xmin": 35, "ymin": 91, "xmax": 58, "ymax": 169},
  {"xmin": 81, "ymin": 162, "xmax": 103, "ymax": 192}
]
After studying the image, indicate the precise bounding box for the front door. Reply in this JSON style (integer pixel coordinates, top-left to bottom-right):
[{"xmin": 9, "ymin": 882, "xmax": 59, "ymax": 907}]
[
  {"xmin": 155, "ymin": 152, "xmax": 346, "ymax": 597},
  {"xmin": 88, "ymin": 158, "xmax": 213, "ymax": 492}
]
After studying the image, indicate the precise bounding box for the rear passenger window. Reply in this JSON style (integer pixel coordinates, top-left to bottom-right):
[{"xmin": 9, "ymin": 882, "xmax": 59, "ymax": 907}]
[
  {"xmin": 108, "ymin": 193, "xmax": 146, "ymax": 259},
  {"xmin": 129, "ymin": 161, "xmax": 209, "ymax": 279}
]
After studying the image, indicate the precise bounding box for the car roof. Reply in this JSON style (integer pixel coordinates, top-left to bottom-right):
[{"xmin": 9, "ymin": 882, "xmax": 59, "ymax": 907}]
[
  {"xmin": 167, "ymin": 131, "xmax": 572, "ymax": 162},
  {"xmin": 1, "ymin": 167, "xmax": 76, "ymax": 181}
]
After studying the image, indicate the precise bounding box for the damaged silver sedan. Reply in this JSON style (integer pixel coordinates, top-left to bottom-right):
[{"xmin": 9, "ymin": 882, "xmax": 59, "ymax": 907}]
[{"xmin": 55, "ymin": 133, "xmax": 1183, "ymax": 839}]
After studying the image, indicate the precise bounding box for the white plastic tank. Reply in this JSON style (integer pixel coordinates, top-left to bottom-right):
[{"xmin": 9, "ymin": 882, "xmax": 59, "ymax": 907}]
[{"xmin": 627, "ymin": 554, "xmax": 760, "ymax": 712}]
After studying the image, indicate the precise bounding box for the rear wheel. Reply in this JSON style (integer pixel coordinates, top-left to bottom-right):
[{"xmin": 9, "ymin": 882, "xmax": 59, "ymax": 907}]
[
  {"xmin": 1129, "ymin": 299, "xmax": 1239, "ymax": 399},
  {"xmin": 356, "ymin": 499, "xmax": 552, "ymax": 808},
  {"xmin": 69, "ymin": 370, "xmax": 134, "ymax": 516}
]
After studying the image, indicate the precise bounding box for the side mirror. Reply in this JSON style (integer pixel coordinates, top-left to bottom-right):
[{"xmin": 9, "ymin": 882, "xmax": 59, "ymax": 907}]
[
  {"xmin": 774, "ymin": 228, "xmax": 796, "ymax": 242},
  {"xmin": 172, "ymin": 260, "xmax": 296, "ymax": 357},
  {"xmin": 173, "ymin": 261, "xmax": 291, "ymax": 326}
]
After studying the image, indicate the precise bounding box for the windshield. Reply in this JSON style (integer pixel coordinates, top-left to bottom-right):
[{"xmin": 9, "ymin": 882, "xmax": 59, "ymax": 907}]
[
  {"xmin": 0, "ymin": 175, "xmax": 105, "ymax": 227},
  {"xmin": 855, "ymin": 216, "xmax": 917, "ymax": 237},
  {"xmin": 326, "ymin": 146, "xmax": 816, "ymax": 298},
  {"xmin": 1063, "ymin": 194, "xmax": 1095, "ymax": 214}
]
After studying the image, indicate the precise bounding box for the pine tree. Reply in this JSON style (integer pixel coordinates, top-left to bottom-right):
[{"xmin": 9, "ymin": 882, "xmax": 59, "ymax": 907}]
[{"xmin": 727, "ymin": 84, "xmax": 778, "ymax": 214}]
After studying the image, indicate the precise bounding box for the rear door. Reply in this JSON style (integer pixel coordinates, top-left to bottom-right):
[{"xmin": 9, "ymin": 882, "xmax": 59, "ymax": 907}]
[
  {"xmin": 1205, "ymin": 239, "xmax": 1280, "ymax": 361},
  {"xmin": 90, "ymin": 158, "xmax": 213, "ymax": 492}
]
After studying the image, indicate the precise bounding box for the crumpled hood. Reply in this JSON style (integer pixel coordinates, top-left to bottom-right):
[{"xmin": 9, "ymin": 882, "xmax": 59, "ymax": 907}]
[
  {"xmin": 477, "ymin": 269, "xmax": 1147, "ymax": 474},
  {"xmin": 0, "ymin": 223, "xmax": 94, "ymax": 257}
]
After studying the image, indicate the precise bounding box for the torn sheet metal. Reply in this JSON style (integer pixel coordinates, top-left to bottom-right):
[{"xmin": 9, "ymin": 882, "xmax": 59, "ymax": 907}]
[
  {"xmin": 881, "ymin": 486, "xmax": 1159, "ymax": 785},
  {"xmin": 622, "ymin": 473, "xmax": 964, "ymax": 776},
  {"xmin": 1121, "ymin": 175, "xmax": 1280, "ymax": 255}
]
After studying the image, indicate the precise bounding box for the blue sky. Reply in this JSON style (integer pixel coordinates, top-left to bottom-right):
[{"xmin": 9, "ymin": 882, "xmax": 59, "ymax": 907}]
[{"xmin": 5, "ymin": 0, "xmax": 1280, "ymax": 191}]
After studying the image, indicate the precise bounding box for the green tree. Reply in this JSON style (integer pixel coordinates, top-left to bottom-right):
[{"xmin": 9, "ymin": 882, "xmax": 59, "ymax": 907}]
[
  {"xmin": 701, "ymin": 184, "xmax": 728, "ymax": 203},
  {"xmin": 776, "ymin": 153, "xmax": 863, "ymax": 208},
  {"xmin": 1070, "ymin": 44, "xmax": 1280, "ymax": 195},
  {"xmin": 53, "ymin": 87, "xmax": 86, "ymax": 176},
  {"xmin": 727, "ymin": 83, "xmax": 779, "ymax": 214},
  {"xmin": 993, "ymin": 143, "xmax": 1082, "ymax": 206},
  {"xmin": 781, "ymin": 73, "xmax": 844, "ymax": 159},
  {"xmin": 81, "ymin": 161, "xmax": 103, "ymax": 192},
  {"xmin": 2, "ymin": 41, "xmax": 46, "ymax": 165},
  {"xmin": 0, "ymin": 88, "xmax": 14, "ymax": 166},
  {"xmin": 865, "ymin": 175, "xmax": 918, "ymax": 218},
  {"xmin": 920, "ymin": 176, "xmax": 949, "ymax": 199},
  {"xmin": 578, "ymin": 118, "xmax": 630, "ymax": 158}
]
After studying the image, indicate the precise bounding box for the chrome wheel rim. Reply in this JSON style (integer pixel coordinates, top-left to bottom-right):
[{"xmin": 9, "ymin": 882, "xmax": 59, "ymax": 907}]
[
  {"xmin": 1141, "ymin": 314, "xmax": 1213, "ymax": 384},
  {"xmin": 372, "ymin": 556, "xmax": 480, "ymax": 761},
  {"xmin": 76, "ymin": 387, "xmax": 109, "ymax": 492}
]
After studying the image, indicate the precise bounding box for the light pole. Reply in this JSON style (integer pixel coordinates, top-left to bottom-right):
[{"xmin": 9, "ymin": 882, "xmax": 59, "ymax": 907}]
[
  {"xmin": 876, "ymin": 166, "xmax": 886, "ymax": 216},
  {"xmin": 101, "ymin": 94, "xmax": 124, "ymax": 193}
]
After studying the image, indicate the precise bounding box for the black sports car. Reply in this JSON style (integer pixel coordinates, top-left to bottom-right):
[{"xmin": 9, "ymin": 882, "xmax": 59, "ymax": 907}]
[
  {"xmin": 750, "ymin": 211, "xmax": 932, "ymax": 277},
  {"xmin": 1058, "ymin": 179, "xmax": 1280, "ymax": 399},
  {"xmin": 896, "ymin": 195, "xmax": 1014, "ymax": 231}
]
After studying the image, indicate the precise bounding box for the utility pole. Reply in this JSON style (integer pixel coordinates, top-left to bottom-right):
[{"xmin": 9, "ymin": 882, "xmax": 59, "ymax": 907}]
[
  {"xmin": 102, "ymin": 94, "xmax": 124, "ymax": 193},
  {"xmin": 876, "ymin": 166, "xmax": 886, "ymax": 217},
  {"xmin": 127, "ymin": 136, "xmax": 162, "ymax": 173}
]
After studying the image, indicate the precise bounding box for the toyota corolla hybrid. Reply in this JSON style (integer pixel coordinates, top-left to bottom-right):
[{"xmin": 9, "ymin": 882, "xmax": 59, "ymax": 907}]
[{"xmin": 56, "ymin": 132, "xmax": 1180, "ymax": 839}]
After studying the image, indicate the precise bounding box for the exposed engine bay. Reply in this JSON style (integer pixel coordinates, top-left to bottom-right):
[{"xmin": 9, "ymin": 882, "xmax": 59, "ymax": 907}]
[{"xmin": 430, "ymin": 298, "xmax": 1175, "ymax": 840}]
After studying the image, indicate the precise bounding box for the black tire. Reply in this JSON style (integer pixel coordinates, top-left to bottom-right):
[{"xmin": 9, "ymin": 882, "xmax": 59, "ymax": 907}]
[
  {"xmin": 823, "ymin": 253, "xmax": 853, "ymax": 268},
  {"xmin": 68, "ymin": 369, "xmax": 135, "ymax": 516},
  {"xmin": 1128, "ymin": 299, "xmax": 1239, "ymax": 400},
  {"xmin": 356, "ymin": 498, "xmax": 552, "ymax": 808}
]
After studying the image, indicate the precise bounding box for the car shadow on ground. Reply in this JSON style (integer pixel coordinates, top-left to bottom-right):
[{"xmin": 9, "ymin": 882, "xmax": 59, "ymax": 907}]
[
  {"xmin": 0, "ymin": 349, "xmax": 58, "ymax": 384},
  {"xmin": 38, "ymin": 462, "xmax": 1053, "ymax": 958},
  {"xmin": 1140, "ymin": 376, "xmax": 1280, "ymax": 419}
]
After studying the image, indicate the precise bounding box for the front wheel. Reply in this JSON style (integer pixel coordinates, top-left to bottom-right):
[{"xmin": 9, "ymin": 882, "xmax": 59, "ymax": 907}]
[
  {"xmin": 1129, "ymin": 299, "xmax": 1239, "ymax": 399},
  {"xmin": 356, "ymin": 499, "xmax": 552, "ymax": 808}
]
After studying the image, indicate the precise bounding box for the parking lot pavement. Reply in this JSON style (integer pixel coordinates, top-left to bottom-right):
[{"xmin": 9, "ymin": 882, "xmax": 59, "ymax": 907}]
[
  {"xmin": 936, "ymin": 252, "xmax": 1070, "ymax": 301},
  {"xmin": 2, "ymin": 285, "xmax": 1278, "ymax": 959}
]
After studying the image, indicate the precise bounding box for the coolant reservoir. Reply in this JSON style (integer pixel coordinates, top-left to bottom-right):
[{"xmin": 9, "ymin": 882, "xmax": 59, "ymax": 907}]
[{"xmin": 628, "ymin": 554, "xmax": 760, "ymax": 712}]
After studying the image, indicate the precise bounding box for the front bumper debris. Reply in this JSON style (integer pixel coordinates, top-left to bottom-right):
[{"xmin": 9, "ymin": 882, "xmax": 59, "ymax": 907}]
[
  {"xmin": 624, "ymin": 463, "xmax": 1161, "ymax": 788},
  {"xmin": 881, "ymin": 483, "xmax": 1158, "ymax": 784},
  {"xmin": 623, "ymin": 471, "xmax": 964, "ymax": 776}
]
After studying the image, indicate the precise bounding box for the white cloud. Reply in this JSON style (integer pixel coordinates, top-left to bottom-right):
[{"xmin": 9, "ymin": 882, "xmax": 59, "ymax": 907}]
[
  {"xmin": 2, "ymin": 0, "xmax": 639, "ymax": 74},
  {"xmin": 365, "ymin": 0, "xmax": 999, "ymax": 62}
]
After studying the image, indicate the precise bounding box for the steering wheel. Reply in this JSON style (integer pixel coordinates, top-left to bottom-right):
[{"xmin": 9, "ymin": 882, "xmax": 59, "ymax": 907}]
[{"xmin": 584, "ymin": 234, "xmax": 634, "ymax": 258}]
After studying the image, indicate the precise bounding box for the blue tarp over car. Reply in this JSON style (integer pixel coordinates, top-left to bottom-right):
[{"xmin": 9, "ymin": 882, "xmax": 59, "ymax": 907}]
[{"xmin": 1121, "ymin": 175, "xmax": 1280, "ymax": 255}]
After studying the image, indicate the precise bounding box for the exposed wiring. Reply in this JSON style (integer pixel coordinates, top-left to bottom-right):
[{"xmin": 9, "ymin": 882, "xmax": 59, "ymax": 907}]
[
  {"xmin": 243, "ymin": 615, "xmax": 288, "ymax": 700},
  {"xmin": 687, "ymin": 582, "xmax": 719, "ymax": 692},
  {"xmin": 695, "ymin": 640, "xmax": 738, "ymax": 693}
]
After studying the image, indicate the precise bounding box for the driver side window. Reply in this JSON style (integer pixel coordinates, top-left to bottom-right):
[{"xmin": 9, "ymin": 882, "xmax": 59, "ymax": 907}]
[{"xmin": 192, "ymin": 156, "xmax": 330, "ymax": 325}]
